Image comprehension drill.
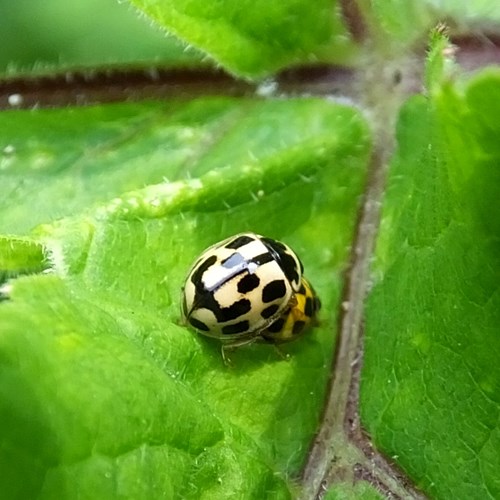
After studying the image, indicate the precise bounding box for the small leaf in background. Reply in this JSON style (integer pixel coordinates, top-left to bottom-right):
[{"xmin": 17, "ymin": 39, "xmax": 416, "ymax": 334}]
[
  {"xmin": 364, "ymin": 0, "xmax": 435, "ymax": 45},
  {"xmin": 364, "ymin": 0, "xmax": 500, "ymax": 45},
  {"xmin": 127, "ymin": 0, "xmax": 355, "ymax": 77}
]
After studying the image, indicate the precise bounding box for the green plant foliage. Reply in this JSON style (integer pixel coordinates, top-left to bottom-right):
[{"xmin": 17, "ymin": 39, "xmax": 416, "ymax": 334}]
[
  {"xmin": 127, "ymin": 0, "xmax": 355, "ymax": 77},
  {"xmin": 0, "ymin": 97, "xmax": 370, "ymax": 498},
  {"xmin": 2, "ymin": 0, "xmax": 500, "ymax": 498},
  {"xmin": 362, "ymin": 70, "xmax": 500, "ymax": 498}
]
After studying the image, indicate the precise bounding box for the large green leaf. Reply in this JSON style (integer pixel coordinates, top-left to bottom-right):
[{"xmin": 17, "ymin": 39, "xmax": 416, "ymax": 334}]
[
  {"xmin": 362, "ymin": 70, "xmax": 500, "ymax": 498},
  {"xmin": 0, "ymin": 97, "xmax": 370, "ymax": 498}
]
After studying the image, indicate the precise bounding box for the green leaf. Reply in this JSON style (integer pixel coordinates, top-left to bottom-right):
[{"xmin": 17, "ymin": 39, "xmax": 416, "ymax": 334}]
[
  {"xmin": 362, "ymin": 69, "xmax": 500, "ymax": 498},
  {"xmin": 363, "ymin": 0, "xmax": 435, "ymax": 44},
  {"xmin": 363, "ymin": 0, "xmax": 500, "ymax": 45},
  {"xmin": 0, "ymin": 97, "xmax": 371, "ymax": 498},
  {"xmin": 127, "ymin": 0, "xmax": 355, "ymax": 77}
]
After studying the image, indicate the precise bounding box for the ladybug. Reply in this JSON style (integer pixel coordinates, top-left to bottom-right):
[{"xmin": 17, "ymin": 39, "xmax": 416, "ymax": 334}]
[
  {"xmin": 261, "ymin": 277, "xmax": 321, "ymax": 343},
  {"xmin": 181, "ymin": 233, "xmax": 304, "ymax": 340}
]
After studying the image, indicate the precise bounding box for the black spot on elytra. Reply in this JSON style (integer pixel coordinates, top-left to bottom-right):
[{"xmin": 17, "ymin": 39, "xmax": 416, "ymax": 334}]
[
  {"xmin": 189, "ymin": 288, "xmax": 252, "ymax": 331},
  {"xmin": 219, "ymin": 298, "xmax": 252, "ymax": 322},
  {"xmin": 225, "ymin": 235, "xmax": 255, "ymax": 249},
  {"xmin": 266, "ymin": 317, "xmax": 285, "ymax": 333},
  {"xmin": 292, "ymin": 320, "xmax": 306, "ymax": 335},
  {"xmin": 251, "ymin": 252, "xmax": 273, "ymax": 266},
  {"xmin": 278, "ymin": 252, "xmax": 301, "ymax": 287},
  {"xmin": 190, "ymin": 254, "xmax": 217, "ymax": 287},
  {"xmin": 261, "ymin": 303, "xmax": 279, "ymax": 319},
  {"xmin": 189, "ymin": 317, "xmax": 210, "ymax": 332},
  {"xmin": 305, "ymin": 297, "xmax": 314, "ymax": 317},
  {"xmin": 261, "ymin": 237, "xmax": 302, "ymax": 286},
  {"xmin": 221, "ymin": 252, "xmax": 245, "ymax": 269},
  {"xmin": 237, "ymin": 274, "xmax": 260, "ymax": 294},
  {"xmin": 262, "ymin": 279, "xmax": 286, "ymax": 303},
  {"xmin": 298, "ymin": 282, "xmax": 306, "ymax": 294},
  {"xmin": 222, "ymin": 320, "xmax": 249, "ymax": 335}
]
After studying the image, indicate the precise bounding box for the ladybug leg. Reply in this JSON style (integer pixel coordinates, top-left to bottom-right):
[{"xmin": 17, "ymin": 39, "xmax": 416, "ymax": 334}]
[
  {"xmin": 252, "ymin": 334, "xmax": 292, "ymax": 361},
  {"xmin": 220, "ymin": 346, "xmax": 234, "ymax": 367}
]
